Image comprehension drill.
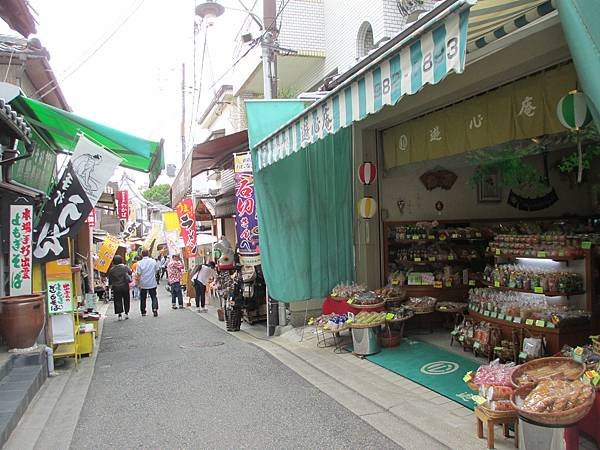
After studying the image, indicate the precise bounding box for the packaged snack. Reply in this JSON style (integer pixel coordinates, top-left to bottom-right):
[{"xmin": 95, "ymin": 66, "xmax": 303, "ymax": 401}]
[
  {"xmin": 489, "ymin": 400, "xmax": 515, "ymax": 411},
  {"xmin": 486, "ymin": 385, "xmax": 514, "ymax": 401}
]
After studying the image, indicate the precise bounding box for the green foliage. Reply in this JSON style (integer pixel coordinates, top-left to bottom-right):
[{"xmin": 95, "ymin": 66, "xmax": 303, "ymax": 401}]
[
  {"xmin": 556, "ymin": 126, "xmax": 600, "ymax": 175},
  {"xmin": 143, "ymin": 183, "xmax": 171, "ymax": 206},
  {"xmin": 277, "ymin": 86, "xmax": 300, "ymax": 99}
]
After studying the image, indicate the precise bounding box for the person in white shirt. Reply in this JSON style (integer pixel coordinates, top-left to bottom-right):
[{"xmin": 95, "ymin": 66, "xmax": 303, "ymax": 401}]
[
  {"xmin": 191, "ymin": 261, "xmax": 216, "ymax": 312},
  {"xmin": 136, "ymin": 250, "xmax": 159, "ymax": 317}
]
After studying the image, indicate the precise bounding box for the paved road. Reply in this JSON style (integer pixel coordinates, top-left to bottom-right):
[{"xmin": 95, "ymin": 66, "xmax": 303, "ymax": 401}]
[{"xmin": 70, "ymin": 288, "xmax": 399, "ymax": 449}]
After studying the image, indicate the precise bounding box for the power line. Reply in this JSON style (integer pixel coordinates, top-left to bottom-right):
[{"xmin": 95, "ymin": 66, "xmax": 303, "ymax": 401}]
[{"xmin": 37, "ymin": 0, "xmax": 147, "ymax": 101}]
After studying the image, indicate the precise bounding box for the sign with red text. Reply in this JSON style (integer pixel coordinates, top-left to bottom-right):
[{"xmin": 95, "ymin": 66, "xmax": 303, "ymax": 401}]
[
  {"xmin": 117, "ymin": 190, "xmax": 129, "ymax": 219},
  {"xmin": 9, "ymin": 205, "xmax": 33, "ymax": 295},
  {"xmin": 234, "ymin": 153, "xmax": 260, "ymax": 266},
  {"xmin": 47, "ymin": 279, "xmax": 74, "ymax": 314},
  {"xmin": 85, "ymin": 208, "xmax": 96, "ymax": 227},
  {"xmin": 175, "ymin": 198, "xmax": 197, "ymax": 257}
]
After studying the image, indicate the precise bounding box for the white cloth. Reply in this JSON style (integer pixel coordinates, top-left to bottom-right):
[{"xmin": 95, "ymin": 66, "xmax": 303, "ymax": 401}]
[{"xmin": 193, "ymin": 265, "xmax": 216, "ymax": 285}]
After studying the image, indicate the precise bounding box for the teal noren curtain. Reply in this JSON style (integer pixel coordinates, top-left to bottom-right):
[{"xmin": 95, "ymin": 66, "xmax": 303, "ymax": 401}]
[{"xmin": 252, "ymin": 127, "xmax": 354, "ymax": 302}]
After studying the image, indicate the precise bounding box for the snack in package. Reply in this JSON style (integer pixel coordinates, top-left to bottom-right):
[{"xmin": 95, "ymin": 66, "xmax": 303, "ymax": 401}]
[{"xmin": 521, "ymin": 379, "xmax": 592, "ymax": 413}]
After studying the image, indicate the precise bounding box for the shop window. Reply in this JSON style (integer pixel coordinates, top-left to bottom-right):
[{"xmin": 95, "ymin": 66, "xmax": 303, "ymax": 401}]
[{"xmin": 356, "ymin": 21, "xmax": 375, "ymax": 59}]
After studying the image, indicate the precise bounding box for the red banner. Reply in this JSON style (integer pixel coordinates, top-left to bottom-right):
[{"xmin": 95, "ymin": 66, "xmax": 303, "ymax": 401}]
[
  {"xmin": 85, "ymin": 208, "xmax": 96, "ymax": 227},
  {"xmin": 175, "ymin": 198, "xmax": 197, "ymax": 257},
  {"xmin": 117, "ymin": 190, "xmax": 129, "ymax": 219}
]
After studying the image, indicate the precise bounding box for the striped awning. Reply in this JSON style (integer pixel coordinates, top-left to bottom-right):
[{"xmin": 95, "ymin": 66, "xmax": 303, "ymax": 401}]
[
  {"xmin": 467, "ymin": 0, "xmax": 556, "ymax": 52},
  {"xmin": 253, "ymin": 1, "xmax": 474, "ymax": 172}
]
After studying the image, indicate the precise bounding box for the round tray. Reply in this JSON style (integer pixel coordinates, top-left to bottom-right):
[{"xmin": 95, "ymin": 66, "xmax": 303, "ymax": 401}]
[
  {"xmin": 351, "ymin": 301, "xmax": 386, "ymax": 309},
  {"xmin": 408, "ymin": 307, "xmax": 435, "ymax": 315},
  {"xmin": 510, "ymin": 384, "xmax": 595, "ymax": 427},
  {"xmin": 349, "ymin": 321, "xmax": 384, "ymax": 329},
  {"xmin": 384, "ymin": 295, "xmax": 406, "ymax": 304},
  {"xmin": 511, "ymin": 357, "xmax": 586, "ymax": 387}
]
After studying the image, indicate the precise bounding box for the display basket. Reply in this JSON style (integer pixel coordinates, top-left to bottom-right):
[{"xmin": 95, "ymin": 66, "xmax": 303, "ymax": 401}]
[
  {"xmin": 329, "ymin": 296, "xmax": 348, "ymax": 302},
  {"xmin": 477, "ymin": 403, "xmax": 517, "ymax": 420},
  {"xmin": 467, "ymin": 380, "xmax": 480, "ymax": 392},
  {"xmin": 351, "ymin": 301, "xmax": 386, "ymax": 309},
  {"xmin": 510, "ymin": 384, "xmax": 595, "ymax": 426},
  {"xmin": 386, "ymin": 311, "xmax": 415, "ymax": 323},
  {"xmin": 511, "ymin": 357, "xmax": 585, "ymax": 387},
  {"xmin": 406, "ymin": 305, "xmax": 435, "ymax": 314},
  {"xmin": 349, "ymin": 321, "xmax": 384, "ymax": 329},
  {"xmin": 384, "ymin": 294, "xmax": 407, "ymax": 307},
  {"xmin": 381, "ymin": 331, "xmax": 402, "ymax": 348}
]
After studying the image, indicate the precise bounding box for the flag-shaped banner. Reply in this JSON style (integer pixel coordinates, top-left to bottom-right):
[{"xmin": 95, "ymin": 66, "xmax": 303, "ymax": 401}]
[
  {"xmin": 33, "ymin": 162, "xmax": 94, "ymax": 262},
  {"xmin": 175, "ymin": 198, "xmax": 197, "ymax": 257}
]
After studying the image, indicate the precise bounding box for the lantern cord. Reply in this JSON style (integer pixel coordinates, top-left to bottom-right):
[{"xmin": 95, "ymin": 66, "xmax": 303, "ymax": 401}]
[{"xmin": 577, "ymin": 138, "xmax": 583, "ymax": 184}]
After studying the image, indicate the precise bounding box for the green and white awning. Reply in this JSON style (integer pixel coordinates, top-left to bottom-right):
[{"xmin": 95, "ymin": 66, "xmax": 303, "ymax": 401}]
[{"xmin": 254, "ymin": 1, "xmax": 474, "ymax": 172}]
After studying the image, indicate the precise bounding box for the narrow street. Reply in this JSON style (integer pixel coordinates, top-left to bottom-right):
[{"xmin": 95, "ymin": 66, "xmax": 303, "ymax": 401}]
[{"xmin": 69, "ymin": 288, "xmax": 399, "ymax": 449}]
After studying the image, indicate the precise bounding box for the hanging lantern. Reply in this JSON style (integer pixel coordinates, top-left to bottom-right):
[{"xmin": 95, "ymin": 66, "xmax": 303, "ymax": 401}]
[
  {"xmin": 358, "ymin": 162, "xmax": 377, "ymax": 185},
  {"xmin": 557, "ymin": 91, "xmax": 594, "ymax": 184},
  {"xmin": 557, "ymin": 91, "xmax": 593, "ymax": 131},
  {"xmin": 358, "ymin": 197, "xmax": 377, "ymax": 219}
]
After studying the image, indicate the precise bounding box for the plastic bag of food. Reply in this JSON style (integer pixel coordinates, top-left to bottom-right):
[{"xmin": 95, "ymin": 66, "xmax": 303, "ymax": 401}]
[{"xmin": 486, "ymin": 385, "xmax": 514, "ymax": 401}]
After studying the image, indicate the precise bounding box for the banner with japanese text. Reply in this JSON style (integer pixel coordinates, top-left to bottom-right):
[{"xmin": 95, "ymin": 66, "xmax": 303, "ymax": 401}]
[
  {"xmin": 117, "ymin": 190, "xmax": 129, "ymax": 219},
  {"xmin": 33, "ymin": 162, "xmax": 93, "ymax": 262},
  {"xmin": 234, "ymin": 153, "xmax": 260, "ymax": 266},
  {"xmin": 47, "ymin": 279, "xmax": 74, "ymax": 314},
  {"xmin": 164, "ymin": 230, "xmax": 180, "ymax": 256},
  {"xmin": 85, "ymin": 208, "xmax": 96, "ymax": 227},
  {"xmin": 9, "ymin": 205, "xmax": 33, "ymax": 295},
  {"xmin": 94, "ymin": 234, "xmax": 120, "ymax": 273},
  {"xmin": 175, "ymin": 198, "xmax": 197, "ymax": 257},
  {"xmin": 143, "ymin": 222, "xmax": 161, "ymax": 250}
]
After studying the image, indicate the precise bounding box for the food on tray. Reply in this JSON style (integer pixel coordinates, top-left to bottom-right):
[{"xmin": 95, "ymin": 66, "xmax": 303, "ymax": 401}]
[
  {"xmin": 404, "ymin": 296, "xmax": 436, "ymax": 313},
  {"xmin": 314, "ymin": 314, "xmax": 348, "ymax": 331},
  {"xmin": 351, "ymin": 291, "xmax": 384, "ymax": 305},
  {"xmin": 375, "ymin": 286, "xmax": 405, "ymax": 299},
  {"xmin": 331, "ymin": 283, "xmax": 366, "ymax": 298},
  {"xmin": 436, "ymin": 301, "xmax": 466, "ymax": 312},
  {"xmin": 520, "ymin": 379, "xmax": 593, "ymax": 413},
  {"xmin": 472, "ymin": 359, "xmax": 517, "ymax": 387},
  {"xmin": 353, "ymin": 312, "xmax": 387, "ymax": 325},
  {"xmin": 514, "ymin": 359, "xmax": 584, "ymax": 386}
]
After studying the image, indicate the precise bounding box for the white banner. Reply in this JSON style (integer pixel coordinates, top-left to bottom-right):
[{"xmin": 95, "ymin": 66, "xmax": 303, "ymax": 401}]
[
  {"xmin": 71, "ymin": 135, "xmax": 122, "ymax": 206},
  {"xmin": 9, "ymin": 205, "xmax": 33, "ymax": 295}
]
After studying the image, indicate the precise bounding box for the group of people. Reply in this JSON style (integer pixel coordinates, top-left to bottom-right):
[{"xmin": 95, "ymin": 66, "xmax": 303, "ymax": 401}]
[{"xmin": 104, "ymin": 249, "xmax": 217, "ymax": 320}]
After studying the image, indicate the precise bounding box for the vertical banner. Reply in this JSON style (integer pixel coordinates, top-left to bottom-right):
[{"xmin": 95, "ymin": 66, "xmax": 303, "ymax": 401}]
[
  {"xmin": 9, "ymin": 205, "xmax": 33, "ymax": 295},
  {"xmin": 234, "ymin": 153, "xmax": 260, "ymax": 266},
  {"xmin": 117, "ymin": 190, "xmax": 129, "ymax": 219},
  {"xmin": 94, "ymin": 234, "xmax": 120, "ymax": 273},
  {"xmin": 143, "ymin": 222, "xmax": 161, "ymax": 250},
  {"xmin": 85, "ymin": 208, "xmax": 96, "ymax": 227},
  {"xmin": 162, "ymin": 211, "xmax": 180, "ymax": 231},
  {"xmin": 71, "ymin": 135, "xmax": 121, "ymax": 207},
  {"xmin": 164, "ymin": 230, "xmax": 180, "ymax": 256},
  {"xmin": 175, "ymin": 198, "xmax": 197, "ymax": 257},
  {"xmin": 47, "ymin": 279, "xmax": 74, "ymax": 314}
]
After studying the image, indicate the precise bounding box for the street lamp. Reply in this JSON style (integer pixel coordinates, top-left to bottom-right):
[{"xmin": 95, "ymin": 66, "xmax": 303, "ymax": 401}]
[{"xmin": 195, "ymin": 1, "xmax": 225, "ymax": 25}]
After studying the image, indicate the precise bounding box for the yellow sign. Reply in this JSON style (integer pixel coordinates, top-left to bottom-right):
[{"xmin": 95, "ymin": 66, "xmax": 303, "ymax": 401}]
[
  {"xmin": 143, "ymin": 222, "xmax": 161, "ymax": 250},
  {"xmin": 94, "ymin": 235, "xmax": 120, "ymax": 273},
  {"xmin": 163, "ymin": 211, "xmax": 180, "ymax": 232},
  {"xmin": 46, "ymin": 258, "xmax": 72, "ymax": 281}
]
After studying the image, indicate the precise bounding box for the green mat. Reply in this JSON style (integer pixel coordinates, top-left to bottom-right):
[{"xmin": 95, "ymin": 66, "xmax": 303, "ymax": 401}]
[{"xmin": 366, "ymin": 338, "xmax": 480, "ymax": 409}]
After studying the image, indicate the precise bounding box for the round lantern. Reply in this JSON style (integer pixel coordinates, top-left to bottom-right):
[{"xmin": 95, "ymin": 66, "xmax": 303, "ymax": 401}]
[
  {"xmin": 557, "ymin": 91, "xmax": 593, "ymax": 130},
  {"xmin": 358, "ymin": 162, "xmax": 377, "ymax": 185},
  {"xmin": 358, "ymin": 197, "xmax": 377, "ymax": 219}
]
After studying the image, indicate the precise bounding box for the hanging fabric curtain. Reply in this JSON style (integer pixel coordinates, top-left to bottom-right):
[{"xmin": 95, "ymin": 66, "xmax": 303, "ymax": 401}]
[
  {"xmin": 556, "ymin": 0, "xmax": 600, "ymax": 128},
  {"xmin": 252, "ymin": 128, "xmax": 353, "ymax": 302}
]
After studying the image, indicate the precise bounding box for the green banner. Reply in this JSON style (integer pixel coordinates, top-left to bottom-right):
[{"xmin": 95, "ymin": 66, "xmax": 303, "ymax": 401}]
[{"xmin": 383, "ymin": 64, "xmax": 577, "ymax": 170}]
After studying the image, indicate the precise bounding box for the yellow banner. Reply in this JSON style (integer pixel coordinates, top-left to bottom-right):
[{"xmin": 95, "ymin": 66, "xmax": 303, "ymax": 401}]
[
  {"xmin": 163, "ymin": 211, "xmax": 180, "ymax": 231},
  {"xmin": 94, "ymin": 235, "xmax": 120, "ymax": 273},
  {"xmin": 143, "ymin": 222, "xmax": 161, "ymax": 250}
]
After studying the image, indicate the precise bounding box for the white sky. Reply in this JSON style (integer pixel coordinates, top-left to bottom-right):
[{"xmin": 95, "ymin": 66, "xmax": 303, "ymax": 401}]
[{"xmin": 5, "ymin": 0, "xmax": 262, "ymax": 185}]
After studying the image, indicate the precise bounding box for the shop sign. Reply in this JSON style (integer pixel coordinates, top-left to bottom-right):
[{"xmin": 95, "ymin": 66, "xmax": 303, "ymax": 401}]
[
  {"xmin": 9, "ymin": 205, "xmax": 33, "ymax": 295},
  {"xmin": 120, "ymin": 220, "xmax": 138, "ymax": 240},
  {"xmin": 47, "ymin": 279, "xmax": 74, "ymax": 314},
  {"xmin": 234, "ymin": 153, "xmax": 260, "ymax": 265},
  {"xmin": 85, "ymin": 208, "xmax": 96, "ymax": 227},
  {"xmin": 94, "ymin": 234, "xmax": 120, "ymax": 273},
  {"xmin": 420, "ymin": 361, "xmax": 459, "ymax": 375},
  {"xmin": 33, "ymin": 162, "xmax": 93, "ymax": 263},
  {"xmin": 143, "ymin": 222, "xmax": 162, "ymax": 250},
  {"xmin": 117, "ymin": 190, "xmax": 129, "ymax": 219},
  {"xmin": 255, "ymin": 7, "xmax": 473, "ymax": 171},
  {"xmin": 175, "ymin": 198, "xmax": 197, "ymax": 257}
]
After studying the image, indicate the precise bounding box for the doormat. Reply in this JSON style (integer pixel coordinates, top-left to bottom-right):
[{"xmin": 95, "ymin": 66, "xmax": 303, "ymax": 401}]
[{"xmin": 366, "ymin": 338, "xmax": 480, "ymax": 409}]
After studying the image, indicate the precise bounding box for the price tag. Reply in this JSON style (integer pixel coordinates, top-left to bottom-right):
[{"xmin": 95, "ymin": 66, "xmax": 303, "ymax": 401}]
[
  {"xmin": 347, "ymin": 298, "xmax": 354, "ymax": 304},
  {"xmin": 519, "ymin": 351, "xmax": 529, "ymax": 360},
  {"xmin": 494, "ymin": 346, "xmax": 504, "ymax": 352},
  {"xmin": 582, "ymin": 241, "xmax": 592, "ymax": 250},
  {"xmin": 535, "ymin": 320, "xmax": 545, "ymax": 327},
  {"xmin": 525, "ymin": 319, "xmax": 534, "ymax": 326},
  {"xmin": 447, "ymin": 255, "xmax": 455, "ymax": 261},
  {"xmin": 468, "ymin": 280, "xmax": 476, "ymax": 286},
  {"xmin": 472, "ymin": 395, "xmax": 487, "ymax": 405},
  {"xmin": 593, "ymin": 376, "xmax": 600, "ymax": 386},
  {"xmin": 494, "ymin": 281, "xmax": 500, "ymax": 288},
  {"xmin": 307, "ymin": 318, "xmax": 315, "ymax": 326},
  {"xmin": 439, "ymin": 235, "xmax": 447, "ymax": 241},
  {"xmin": 546, "ymin": 322, "xmax": 556, "ymax": 329},
  {"xmin": 463, "ymin": 371, "xmax": 473, "ymax": 382},
  {"xmin": 434, "ymin": 281, "xmax": 443, "ymax": 289},
  {"xmin": 495, "ymin": 249, "xmax": 501, "ymax": 255},
  {"xmin": 428, "ymin": 235, "xmax": 436, "ymax": 240},
  {"xmin": 346, "ymin": 318, "xmax": 353, "ymax": 324},
  {"xmin": 498, "ymin": 313, "xmax": 505, "ymax": 320},
  {"xmin": 385, "ymin": 313, "xmax": 395, "ymax": 321},
  {"xmin": 452, "ymin": 234, "xmax": 459, "ymax": 239},
  {"xmin": 505, "ymin": 315, "xmax": 513, "ymax": 322},
  {"xmin": 412, "ymin": 235, "xmax": 419, "ymax": 240},
  {"xmin": 391, "ymin": 279, "xmax": 399, "ymax": 286},
  {"xmin": 537, "ymin": 251, "xmax": 547, "ymax": 258},
  {"xmin": 428, "ymin": 257, "xmax": 436, "ymax": 262},
  {"xmin": 473, "ymin": 341, "xmax": 481, "ymax": 350},
  {"xmin": 491, "ymin": 312, "xmax": 498, "ymax": 318},
  {"xmin": 534, "ymin": 287, "xmax": 544, "ymax": 294},
  {"xmin": 414, "ymin": 257, "xmax": 422, "ymax": 262},
  {"xmin": 513, "ymin": 317, "xmax": 522, "ymax": 324},
  {"xmin": 483, "ymin": 311, "xmax": 490, "ymax": 317}
]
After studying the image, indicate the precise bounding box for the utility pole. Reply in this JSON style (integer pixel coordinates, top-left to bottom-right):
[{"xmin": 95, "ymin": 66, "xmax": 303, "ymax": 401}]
[
  {"xmin": 262, "ymin": 0, "xmax": 278, "ymax": 100},
  {"xmin": 181, "ymin": 62, "xmax": 186, "ymax": 164}
]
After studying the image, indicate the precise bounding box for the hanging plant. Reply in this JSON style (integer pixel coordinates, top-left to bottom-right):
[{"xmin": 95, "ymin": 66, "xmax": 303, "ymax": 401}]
[{"xmin": 556, "ymin": 126, "xmax": 600, "ymax": 178}]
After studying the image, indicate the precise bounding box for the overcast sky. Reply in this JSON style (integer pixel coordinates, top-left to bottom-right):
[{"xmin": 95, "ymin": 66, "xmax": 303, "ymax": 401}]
[{"xmin": 4, "ymin": 0, "xmax": 261, "ymax": 185}]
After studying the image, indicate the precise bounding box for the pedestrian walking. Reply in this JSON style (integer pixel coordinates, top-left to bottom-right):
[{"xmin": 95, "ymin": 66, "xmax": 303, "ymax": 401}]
[
  {"xmin": 167, "ymin": 254, "xmax": 185, "ymax": 309},
  {"xmin": 136, "ymin": 249, "xmax": 159, "ymax": 317},
  {"xmin": 191, "ymin": 261, "xmax": 216, "ymax": 312},
  {"xmin": 107, "ymin": 255, "xmax": 132, "ymax": 320},
  {"xmin": 131, "ymin": 255, "xmax": 141, "ymax": 300}
]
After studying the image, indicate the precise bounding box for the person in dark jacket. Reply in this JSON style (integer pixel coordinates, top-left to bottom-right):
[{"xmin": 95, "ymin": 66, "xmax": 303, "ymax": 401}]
[{"xmin": 107, "ymin": 255, "xmax": 132, "ymax": 320}]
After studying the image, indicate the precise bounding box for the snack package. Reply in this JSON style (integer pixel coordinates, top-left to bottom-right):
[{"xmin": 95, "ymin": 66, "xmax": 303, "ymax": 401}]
[
  {"xmin": 486, "ymin": 385, "xmax": 514, "ymax": 401},
  {"xmin": 472, "ymin": 359, "xmax": 518, "ymax": 387},
  {"xmin": 489, "ymin": 400, "xmax": 515, "ymax": 411}
]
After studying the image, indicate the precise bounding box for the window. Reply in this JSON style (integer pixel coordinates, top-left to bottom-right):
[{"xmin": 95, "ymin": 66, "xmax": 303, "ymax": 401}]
[{"xmin": 356, "ymin": 21, "xmax": 375, "ymax": 59}]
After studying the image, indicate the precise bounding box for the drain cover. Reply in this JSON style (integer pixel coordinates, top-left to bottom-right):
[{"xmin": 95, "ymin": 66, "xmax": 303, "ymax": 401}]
[{"xmin": 179, "ymin": 341, "xmax": 225, "ymax": 349}]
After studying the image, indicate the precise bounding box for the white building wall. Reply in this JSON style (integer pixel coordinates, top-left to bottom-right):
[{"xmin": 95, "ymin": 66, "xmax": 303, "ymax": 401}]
[{"xmin": 277, "ymin": 0, "xmax": 326, "ymax": 55}]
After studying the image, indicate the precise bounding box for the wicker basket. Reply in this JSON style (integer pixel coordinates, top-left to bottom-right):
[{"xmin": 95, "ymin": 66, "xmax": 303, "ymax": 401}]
[
  {"xmin": 511, "ymin": 357, "xmax": 585, "ymax": 387},
  {"xmin": 477, "ymin": 403, "xmax": 517, "ymax": 420},
  {"xmin": 381, "ymin": 331, "xmax": 402, "ymax": 348},
  {"xmin": 510, "ymin": 385, "xmax": 595, "ymax": 426},
  {"xmin": 590, "ymin": 335, "xmax": 600, "ymax": 354},
  {"xmin": 351, "ymin": 301, "xmax": 386, "ymax": 309},
  {"xmin": 384, "ymin": 295, "xmax": 406, "ymax": 307},
  {"xmin": 349, "ymin": 321, "xmax": 384, "ymax": 329}
]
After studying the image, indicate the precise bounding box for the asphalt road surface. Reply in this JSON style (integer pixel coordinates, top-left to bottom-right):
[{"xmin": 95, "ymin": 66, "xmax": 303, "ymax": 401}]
[{"xmin": 70, "ymin": 289, "xmax": 399, "ymax": 449}]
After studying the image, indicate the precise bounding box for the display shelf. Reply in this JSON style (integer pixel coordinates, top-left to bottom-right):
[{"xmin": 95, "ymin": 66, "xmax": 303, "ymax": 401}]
[
  {"xmin": 487, "ymin": 252, "xmax": 584, "ymax": 262},
  {"xmin": 389, "ymin": 237, "xmax": 487, "ymax": 245},
  {"xmin": 392, "ymin": 257, "xmax": 481, "ymax": 265},
  {"xmin": 481, "ymin": 281, "xmax": 585, "ymax": 297}
]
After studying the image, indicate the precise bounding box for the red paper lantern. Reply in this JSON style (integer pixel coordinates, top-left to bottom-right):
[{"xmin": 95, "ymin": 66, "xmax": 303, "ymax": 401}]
[{"xmin": 358, "ymin": 162, "xmax": 377, "ymax": 185}]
